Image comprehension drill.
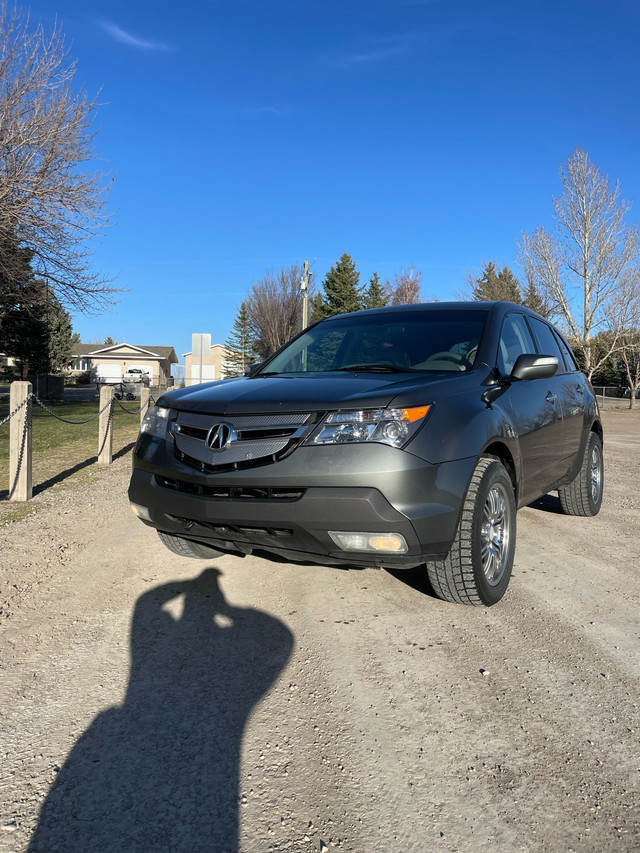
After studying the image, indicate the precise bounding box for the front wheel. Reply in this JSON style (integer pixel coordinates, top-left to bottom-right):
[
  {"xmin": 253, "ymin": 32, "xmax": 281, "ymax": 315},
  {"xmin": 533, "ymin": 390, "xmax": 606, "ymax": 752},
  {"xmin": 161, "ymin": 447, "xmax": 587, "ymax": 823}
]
[
  {"xmin": 558, "ymin": 432, "xmax": 603, "ymax": 517},
  {"xmin": 158, "ymin": 531, "xmax": 227, "ymax": 559},
  {"xmin": 427, "ymin": 457, "xmax": 516, "ymax": 606}
]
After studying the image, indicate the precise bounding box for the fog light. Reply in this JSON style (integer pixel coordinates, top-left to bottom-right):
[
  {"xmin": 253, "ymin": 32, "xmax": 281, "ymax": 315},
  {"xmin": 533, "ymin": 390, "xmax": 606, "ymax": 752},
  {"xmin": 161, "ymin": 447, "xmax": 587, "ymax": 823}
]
[
  {"xmin": 328, "ymin": 531, "xmax": 408, "ymax": 554},
  {"xmin": 130, "ymin": 502, "xmax": 152, "ymax": 522}
]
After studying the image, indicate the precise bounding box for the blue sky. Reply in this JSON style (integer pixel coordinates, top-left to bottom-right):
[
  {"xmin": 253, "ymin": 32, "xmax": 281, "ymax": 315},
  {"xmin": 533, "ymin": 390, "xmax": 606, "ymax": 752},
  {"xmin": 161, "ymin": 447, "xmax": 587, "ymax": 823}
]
[{"xmin": 31, "ymin": 0, "xmax": 640, "ymax": 361}]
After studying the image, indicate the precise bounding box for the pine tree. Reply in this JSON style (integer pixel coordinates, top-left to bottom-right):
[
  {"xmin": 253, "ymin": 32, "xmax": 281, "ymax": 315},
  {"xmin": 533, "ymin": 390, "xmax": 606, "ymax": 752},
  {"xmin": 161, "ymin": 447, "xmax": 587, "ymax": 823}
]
[
  {"xmin": 0, "ymin": 230, "xmax": 39, "ymax": 335},
  {"xmin": 46, "ymin": 297, "xmax": 80, "ymax": 372},
  {"xmin": 362, "ymin": 272, "xmax": 388, "ymax": 309},
  {"xmin": 312, "ymin": 253, "xmax": 363, "ymax": 321},
  {"xmin": 471, "ymin": 262, "xmax": 521, "ymax": 303},
  {"xmin": 224, "ymin": 302, "xmax": 260, "ymax": 378},
  {"xmin": 521, "ymin": 278, "xmax": 549, "ymax": 317},
  {"xmin": 2, "ymin": 283, "xmax": 77, "ymax": 373}
]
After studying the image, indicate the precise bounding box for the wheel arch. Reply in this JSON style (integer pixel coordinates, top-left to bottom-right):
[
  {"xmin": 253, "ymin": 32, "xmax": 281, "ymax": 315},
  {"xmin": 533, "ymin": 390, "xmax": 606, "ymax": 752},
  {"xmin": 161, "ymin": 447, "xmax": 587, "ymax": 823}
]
[{"xmin": 481, "ymin": 441, "xmax": 518, "ymax": 501}]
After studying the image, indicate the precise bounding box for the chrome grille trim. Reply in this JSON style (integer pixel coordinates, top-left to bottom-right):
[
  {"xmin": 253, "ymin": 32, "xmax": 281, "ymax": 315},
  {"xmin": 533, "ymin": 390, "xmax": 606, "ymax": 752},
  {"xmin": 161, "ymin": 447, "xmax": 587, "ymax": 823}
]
[{"xmin": 171, "ymin": 410, "xmax": 319, "ymax": 471}]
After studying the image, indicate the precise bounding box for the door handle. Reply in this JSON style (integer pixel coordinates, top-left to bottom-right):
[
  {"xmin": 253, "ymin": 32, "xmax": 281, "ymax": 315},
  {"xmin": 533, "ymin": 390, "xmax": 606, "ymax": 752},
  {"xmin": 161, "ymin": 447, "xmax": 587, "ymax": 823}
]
[
  {"xmin": 546, "ymin": 392, "xmax": 557, "ymax": 404},
  {"xmin": 576, "ymin": 384, "xmax": 585, "ymax": 394}
]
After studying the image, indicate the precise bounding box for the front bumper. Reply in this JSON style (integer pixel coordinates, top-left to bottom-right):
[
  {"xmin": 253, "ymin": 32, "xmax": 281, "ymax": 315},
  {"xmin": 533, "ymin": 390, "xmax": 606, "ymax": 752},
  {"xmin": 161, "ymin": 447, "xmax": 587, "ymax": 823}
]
[{"xmin": 128, "ymin": 438, "xmax": 476, "ymax": 568}]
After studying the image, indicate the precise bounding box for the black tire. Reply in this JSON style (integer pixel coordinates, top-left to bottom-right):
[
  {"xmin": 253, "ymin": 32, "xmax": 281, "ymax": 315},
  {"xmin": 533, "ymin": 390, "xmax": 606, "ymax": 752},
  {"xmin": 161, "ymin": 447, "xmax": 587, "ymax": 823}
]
[
  {"xmin": 157, "ymin": 530, "xmax": 226, "ymax": 559},
  {"xmin": 558, "ymin": 432, "xmax": 603, "ymax": 517},
  {"xmin": 427, "ymin": 457, "xmax": 516, "ymax": 606}
]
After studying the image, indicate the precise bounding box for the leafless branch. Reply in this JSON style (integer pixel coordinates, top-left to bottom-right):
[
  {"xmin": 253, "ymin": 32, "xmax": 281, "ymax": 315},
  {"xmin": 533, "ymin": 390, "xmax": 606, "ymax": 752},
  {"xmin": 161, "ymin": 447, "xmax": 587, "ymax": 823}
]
[
  {"xmin": 0, "ymin": 4, "xmax": 120, "ymax": 319},
  {"xmin": 517, "ymin": 148, "xmax": 640, "ymax": 378}
]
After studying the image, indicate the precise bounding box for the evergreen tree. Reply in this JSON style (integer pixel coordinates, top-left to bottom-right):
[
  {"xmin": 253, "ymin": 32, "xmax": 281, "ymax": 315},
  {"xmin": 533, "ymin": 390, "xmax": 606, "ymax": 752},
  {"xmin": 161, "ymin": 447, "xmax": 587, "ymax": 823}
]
[
  {"xmin": 47, "ymin": 299, "xmax": 80, "ymax": 372},
  {"xmin": 312, "ymin": 253, "xmax": 363, "ymax": 321},
  {"xmin": 224, "ymin": 302, "xmax": 260, "ymax": 378},
  {"xmin": 471, "ymin": 262, "xmax": 521, "ymax": 303},
  {"xmin": 2, "ymin": 283, "xmax": 77, "ymax": 373},
  {"xmin": 362, "ymin": 272, "xmax": 388, "ymax": 309},
  {"xmin": 521, "ymin": 278, "xmax": 550, "ymax": 317},
  {"xmin": 0, "ymin": 230, "xmax": 39, "ymax": 334}
]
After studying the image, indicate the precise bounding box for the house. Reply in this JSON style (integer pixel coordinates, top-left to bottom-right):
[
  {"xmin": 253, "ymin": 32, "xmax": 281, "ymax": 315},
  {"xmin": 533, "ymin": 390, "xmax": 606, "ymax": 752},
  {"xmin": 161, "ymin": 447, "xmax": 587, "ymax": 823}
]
[
  {"xmin": 183, "ymin": 343, "xmax": 230, "ymax": 384},
  {"xmin": 69, "ymin": 343, "xmax": 179, "ymax": 387}
]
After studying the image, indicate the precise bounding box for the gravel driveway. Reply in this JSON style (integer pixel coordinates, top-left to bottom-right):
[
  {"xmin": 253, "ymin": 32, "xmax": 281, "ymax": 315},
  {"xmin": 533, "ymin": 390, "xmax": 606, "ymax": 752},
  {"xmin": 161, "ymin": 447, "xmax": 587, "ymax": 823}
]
[{"xmin": 1, "ymin": 409, "xmax": 639, "ymax": 852}]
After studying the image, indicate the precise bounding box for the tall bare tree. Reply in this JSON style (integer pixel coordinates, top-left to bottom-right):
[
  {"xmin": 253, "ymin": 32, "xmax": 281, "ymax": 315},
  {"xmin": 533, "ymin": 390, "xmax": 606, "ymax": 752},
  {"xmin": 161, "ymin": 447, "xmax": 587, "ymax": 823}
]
[
  {"xmin": 385, "ymin": 265, "xmax": 422, "ymax": 305},
  {"xmin": 0, "ymin": 4, "xmax": 118, "ymax": 325},
  {"xmin": 245, "ymin": 265, "xmax": 312, "ymax": 358},
  {"xmin": 612, "ymin": 274, "xmax": 640, "ymax": 408},
  {"xmin": 517, "ymin": 148, "xmax": 640, "ymax": 378}
]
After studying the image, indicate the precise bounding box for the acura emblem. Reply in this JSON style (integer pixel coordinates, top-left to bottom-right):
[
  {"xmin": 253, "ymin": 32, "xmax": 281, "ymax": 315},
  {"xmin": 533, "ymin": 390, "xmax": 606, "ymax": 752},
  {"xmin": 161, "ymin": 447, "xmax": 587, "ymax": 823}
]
[{"xmin": 206, "ymin": 422, "xmax": 235, "ymax": 450}]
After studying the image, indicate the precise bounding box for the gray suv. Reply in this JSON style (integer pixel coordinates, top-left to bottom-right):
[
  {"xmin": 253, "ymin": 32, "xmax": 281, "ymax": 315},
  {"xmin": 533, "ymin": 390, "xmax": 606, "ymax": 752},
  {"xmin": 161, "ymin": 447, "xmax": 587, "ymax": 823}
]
[{"xmin": 129, "ymin": 302, "xmax": 603, "ymax": 606}]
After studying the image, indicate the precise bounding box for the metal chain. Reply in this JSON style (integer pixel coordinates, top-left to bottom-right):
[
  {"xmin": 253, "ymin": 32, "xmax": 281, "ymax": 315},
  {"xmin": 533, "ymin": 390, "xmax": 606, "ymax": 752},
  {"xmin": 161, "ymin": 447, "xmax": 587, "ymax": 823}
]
[
  {"xmin": 31, "ymin": 393, "xmax": 113, "ymax": 424},
  {"xmin": 0, "ymin": 393, "xmax": 32, "ymax": 427},
  {"xmin": 7, "ymin": 398, "xmax": 31, "ymax": 499},
  {"xmin": 114, "ymin": 399, "xmax": 143, "ymax": 416},
  {"xmin": 97, "ymin": 400, "xmax": 115, "ymax": 458}
]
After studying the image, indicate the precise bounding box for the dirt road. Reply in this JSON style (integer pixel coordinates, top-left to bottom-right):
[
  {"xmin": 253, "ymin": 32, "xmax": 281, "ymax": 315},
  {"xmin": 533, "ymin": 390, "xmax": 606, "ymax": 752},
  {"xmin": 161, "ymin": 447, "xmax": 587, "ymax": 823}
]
[{"xmin": 1, "ymin": 410, "xmax": 639, "ymax": 852}]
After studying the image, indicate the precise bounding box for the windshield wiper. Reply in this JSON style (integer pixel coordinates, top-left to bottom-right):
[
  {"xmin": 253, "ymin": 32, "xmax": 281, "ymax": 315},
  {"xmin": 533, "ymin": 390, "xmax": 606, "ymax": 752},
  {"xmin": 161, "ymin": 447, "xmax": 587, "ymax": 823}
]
[{"xmin": 334, "ymin": 364, "xmax": 418, "ymax": 373}]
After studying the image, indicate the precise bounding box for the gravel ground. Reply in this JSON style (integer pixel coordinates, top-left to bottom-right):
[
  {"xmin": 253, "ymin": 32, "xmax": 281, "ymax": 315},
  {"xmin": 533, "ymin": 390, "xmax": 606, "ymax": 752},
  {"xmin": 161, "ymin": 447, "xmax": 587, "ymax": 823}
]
[{"xmin": 1, "ymin": 409, "xmax": 639, "ymax": 853}]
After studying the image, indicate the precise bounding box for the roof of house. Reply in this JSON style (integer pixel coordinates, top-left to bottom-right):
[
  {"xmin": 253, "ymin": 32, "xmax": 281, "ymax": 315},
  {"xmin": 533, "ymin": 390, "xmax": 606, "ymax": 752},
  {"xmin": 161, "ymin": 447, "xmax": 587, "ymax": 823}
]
[{"xmin": 73, "ymin": 343, "xmax": 178, "ymax": 362}]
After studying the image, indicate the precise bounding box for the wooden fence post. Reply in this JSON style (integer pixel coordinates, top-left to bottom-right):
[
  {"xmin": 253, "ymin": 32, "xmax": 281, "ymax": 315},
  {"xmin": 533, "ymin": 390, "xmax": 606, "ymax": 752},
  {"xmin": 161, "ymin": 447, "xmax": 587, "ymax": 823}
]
[
  {"xmin": 140, "ymin": 387, "xmax": 151, "ymax": 428},
  {"xmin": 98, "ymin": 385, "xmax": 114, "ymax": 465},
  {"xmin": 9, "ymin": 381, "xmax": 32, "ymax": 502}
]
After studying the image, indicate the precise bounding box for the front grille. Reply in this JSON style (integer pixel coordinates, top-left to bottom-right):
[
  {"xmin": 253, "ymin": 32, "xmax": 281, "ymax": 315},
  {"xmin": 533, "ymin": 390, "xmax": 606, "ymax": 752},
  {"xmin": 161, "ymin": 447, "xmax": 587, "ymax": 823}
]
[
  {"xmin": 156, "ymin": 476, "xmax": 305, "ymax": 501},
  {"xmin": 170, "ymin": 410, "xmax": 319, "ymax": 471}
]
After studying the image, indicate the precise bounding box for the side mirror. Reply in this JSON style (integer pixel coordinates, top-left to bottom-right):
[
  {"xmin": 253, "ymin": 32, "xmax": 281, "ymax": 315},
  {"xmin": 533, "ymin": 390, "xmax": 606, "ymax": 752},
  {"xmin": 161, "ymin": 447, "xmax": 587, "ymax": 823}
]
[{"xmin": 511, "ymin": 354, "xmax": 559, "ymax": 381}]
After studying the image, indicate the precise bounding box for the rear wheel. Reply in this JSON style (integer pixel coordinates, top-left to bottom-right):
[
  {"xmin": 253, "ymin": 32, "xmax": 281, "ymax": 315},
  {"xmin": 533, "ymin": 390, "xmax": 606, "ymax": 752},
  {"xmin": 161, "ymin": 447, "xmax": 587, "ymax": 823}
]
[
  {"xmin": 558, "ymin": 432, "xmax": 603, "ymax": 517},
  {"xmin": 427, "ymin": 457, "xmax": 516, "ymax": 606},
  {"xmin": 158, "ymin": 531, "xmax": 226, "ymax": 559}
]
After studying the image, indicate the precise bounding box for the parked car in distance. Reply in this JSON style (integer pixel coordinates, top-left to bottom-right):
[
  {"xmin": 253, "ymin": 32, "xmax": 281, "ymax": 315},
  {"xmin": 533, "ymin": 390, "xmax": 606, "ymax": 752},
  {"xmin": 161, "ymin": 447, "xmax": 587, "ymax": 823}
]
[
  {"xmin": 123, "ymin": 368, "xmax": 150, "ymax": 385},
  {"xmin": 129, "ymin": 302, "xmax": 604, "ymax": 606}
]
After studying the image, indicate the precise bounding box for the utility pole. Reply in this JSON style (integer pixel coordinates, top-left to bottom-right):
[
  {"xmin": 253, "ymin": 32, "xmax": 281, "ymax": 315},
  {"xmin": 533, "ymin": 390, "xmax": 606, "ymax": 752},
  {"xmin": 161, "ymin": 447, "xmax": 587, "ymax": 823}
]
[{"xmin": 300, "ymin": 260, "xmax": 312, "ymax": 331}]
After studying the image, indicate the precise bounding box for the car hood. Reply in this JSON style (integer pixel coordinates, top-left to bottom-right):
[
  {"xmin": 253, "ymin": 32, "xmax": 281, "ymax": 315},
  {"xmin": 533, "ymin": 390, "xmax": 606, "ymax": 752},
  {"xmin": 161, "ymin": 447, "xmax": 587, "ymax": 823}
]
[{"xmin": 158, "ymin": 371, "xmax": 478, "ymax": 415}]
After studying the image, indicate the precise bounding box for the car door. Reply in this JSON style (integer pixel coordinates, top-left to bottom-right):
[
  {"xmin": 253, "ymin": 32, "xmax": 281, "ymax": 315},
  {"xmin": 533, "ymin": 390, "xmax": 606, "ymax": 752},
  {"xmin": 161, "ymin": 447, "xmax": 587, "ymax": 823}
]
[
  {"xmin": 497, "ymin": 312, "xmax": 565, "ymax": 504},
  {"xmin": 527, "ymin": 317, "xmax": 586, "ymax": 470}
]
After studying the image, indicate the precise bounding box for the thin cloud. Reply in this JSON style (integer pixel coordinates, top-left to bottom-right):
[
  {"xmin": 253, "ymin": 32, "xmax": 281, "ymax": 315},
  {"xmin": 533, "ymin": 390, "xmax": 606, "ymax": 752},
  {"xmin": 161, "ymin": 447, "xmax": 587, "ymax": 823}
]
[
  {"xmin": 100, "ymin": 20, "xmax": 171, "ymax": 52},
  {"xmin": 242, "ymin": 105, "xmax": 284, "ymax": 116},
  {"xmin": 325, "ymin": 34, "xmax": 416, "ymax": 69}
]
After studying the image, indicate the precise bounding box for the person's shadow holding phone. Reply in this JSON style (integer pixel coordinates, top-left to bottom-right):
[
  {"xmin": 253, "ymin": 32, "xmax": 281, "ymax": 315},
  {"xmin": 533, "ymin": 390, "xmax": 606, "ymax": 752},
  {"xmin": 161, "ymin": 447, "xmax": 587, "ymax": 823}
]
[{"xmin": 28, "ymin": 567, "xmax": 294, "ymax": 853}]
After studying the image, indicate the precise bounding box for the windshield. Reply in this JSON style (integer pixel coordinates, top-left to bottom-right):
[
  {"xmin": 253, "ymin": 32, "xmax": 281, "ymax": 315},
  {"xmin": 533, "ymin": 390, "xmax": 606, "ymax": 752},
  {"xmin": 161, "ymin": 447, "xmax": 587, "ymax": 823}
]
[{"xmin": 259, "ymin": 309, "xmax": 488, "ymax": 375}]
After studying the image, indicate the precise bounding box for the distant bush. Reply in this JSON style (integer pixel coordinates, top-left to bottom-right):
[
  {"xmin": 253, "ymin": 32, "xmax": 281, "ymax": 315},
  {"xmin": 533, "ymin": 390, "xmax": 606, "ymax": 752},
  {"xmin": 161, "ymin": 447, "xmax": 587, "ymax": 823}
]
[{"xmin": 68, "ymin": 371, "xmax": 93, "ymax": 385}]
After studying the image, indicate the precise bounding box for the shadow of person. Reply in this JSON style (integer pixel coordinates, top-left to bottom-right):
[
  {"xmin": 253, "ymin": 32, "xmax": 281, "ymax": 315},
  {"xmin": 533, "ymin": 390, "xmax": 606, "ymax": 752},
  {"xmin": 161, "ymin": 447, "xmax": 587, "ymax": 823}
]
[{"xmin": 27, "ymin": 567, "xmax": 293, "ymax": 853}]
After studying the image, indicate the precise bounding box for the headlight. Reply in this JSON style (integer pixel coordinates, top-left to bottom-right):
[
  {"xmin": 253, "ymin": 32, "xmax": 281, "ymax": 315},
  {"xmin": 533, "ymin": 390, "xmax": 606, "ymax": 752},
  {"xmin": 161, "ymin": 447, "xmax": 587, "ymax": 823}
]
[
  {"xmin": 307, "ymin": 405, "xmax": 430, "ymax": 449},
  {"xmin": 140, "ymin": 405, "xmax": 175, "ymax": 437}
]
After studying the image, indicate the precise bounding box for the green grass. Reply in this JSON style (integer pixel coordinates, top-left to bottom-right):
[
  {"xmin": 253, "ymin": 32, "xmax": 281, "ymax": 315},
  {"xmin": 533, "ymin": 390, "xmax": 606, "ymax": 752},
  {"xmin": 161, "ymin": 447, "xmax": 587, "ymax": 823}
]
[{"xmin": 0, "ymin": 398, "xmax": 143, "ymax": 496}]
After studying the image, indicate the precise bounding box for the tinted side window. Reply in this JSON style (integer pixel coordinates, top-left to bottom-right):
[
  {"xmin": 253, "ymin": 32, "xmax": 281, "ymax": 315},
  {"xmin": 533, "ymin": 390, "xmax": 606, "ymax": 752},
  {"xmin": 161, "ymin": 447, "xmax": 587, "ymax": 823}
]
[
  {"xmin": 528, "ymin": 317, "xmax": 565, "ymax": 372},
  {"xmin": 554, "ymin": 331, "xmax": 579, "ymax": 372},
  {"xmin": 498, "ymin": 314, "xmax": 537, "ymax": 375}
]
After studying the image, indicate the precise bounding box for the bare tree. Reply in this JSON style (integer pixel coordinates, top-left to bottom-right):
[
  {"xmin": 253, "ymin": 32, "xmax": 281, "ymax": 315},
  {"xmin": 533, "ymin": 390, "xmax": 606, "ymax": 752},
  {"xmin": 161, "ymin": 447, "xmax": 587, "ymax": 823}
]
[
  {"xmin": 385, "ymin": 265, "xmax": 422, "ymax": 305},
  {"xmin": 517, "ymin": 148, "xmax": 640, "ymax": 378},
  {"xmin": 245, "ymin": 265, "xmax": 313, "ymax": 358},
  {"xmin": 0, "ymin": 4, "xmax": 119, "ymax": 322},
  {"xmin": 612, "ymin": 275, "xmax": 640, "ymax": 409}
]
